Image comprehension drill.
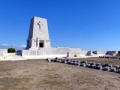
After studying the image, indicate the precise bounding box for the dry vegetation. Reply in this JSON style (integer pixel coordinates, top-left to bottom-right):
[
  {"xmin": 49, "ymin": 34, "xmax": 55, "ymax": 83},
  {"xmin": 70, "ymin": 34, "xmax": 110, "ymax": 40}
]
[
  {"xmin": 0, "ymin": 58, "xmax": 120, "ymax": 90},
  {"xmin": 80, "ymin": 57, "xmax": 120, "ymax": 65}
]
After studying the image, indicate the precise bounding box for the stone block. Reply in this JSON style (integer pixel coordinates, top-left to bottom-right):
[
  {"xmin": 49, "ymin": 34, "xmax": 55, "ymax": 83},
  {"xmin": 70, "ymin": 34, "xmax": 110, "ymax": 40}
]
[
  {"xmin": 103, "ymin": 66, "xmax": 110, "ymax": 71},
  {"xmin": 97, "ymin": 65, "xmax": 103, "ymax": 70},
  {"xmin": 110, "ymin": 67, "xmax": 117, "ymax": 72}
]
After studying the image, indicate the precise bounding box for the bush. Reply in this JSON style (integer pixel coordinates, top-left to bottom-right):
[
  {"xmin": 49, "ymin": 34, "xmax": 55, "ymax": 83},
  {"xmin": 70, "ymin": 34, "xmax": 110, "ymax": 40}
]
[
  {"xmin": 8, "ymin": 48, "xmax": 16, "ymax": 53},
  {"xmin": 74, "ymin": 55, "xmax": 77, "ymax": 57}
]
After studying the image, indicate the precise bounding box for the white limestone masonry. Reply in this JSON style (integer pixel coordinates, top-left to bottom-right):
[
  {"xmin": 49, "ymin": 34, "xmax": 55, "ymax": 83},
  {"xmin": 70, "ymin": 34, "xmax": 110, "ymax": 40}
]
[
  {"xmin": 0, "ymin": 49, "xmax": 7, "ymax": 57},
  {"xmin": 22, "ymin": 48, "xmax": 82, "ymax": 59},
  {"xmin": 27, "ymin": 16, "xmax": 51, "ymax": 50}
]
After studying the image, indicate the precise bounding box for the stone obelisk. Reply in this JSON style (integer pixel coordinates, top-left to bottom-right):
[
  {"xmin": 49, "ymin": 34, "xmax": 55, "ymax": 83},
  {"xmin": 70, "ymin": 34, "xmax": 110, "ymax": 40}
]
[{"xmin": 26, "ymin": 16, "xmax": 51, "ymax": 50}]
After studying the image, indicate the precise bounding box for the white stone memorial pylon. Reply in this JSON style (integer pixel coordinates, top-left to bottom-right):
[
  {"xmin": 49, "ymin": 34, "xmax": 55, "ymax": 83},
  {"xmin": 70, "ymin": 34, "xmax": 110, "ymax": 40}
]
[{"xmin": 27, "ymin": 16, "xmax": 51, "ymax": 50}]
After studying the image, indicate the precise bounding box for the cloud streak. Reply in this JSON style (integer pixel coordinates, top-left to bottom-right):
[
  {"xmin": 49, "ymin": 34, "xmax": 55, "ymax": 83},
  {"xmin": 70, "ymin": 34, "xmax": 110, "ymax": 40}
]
[{"xmin": 0, "ymin": 44, "xmax": 26, "ymax": 50}]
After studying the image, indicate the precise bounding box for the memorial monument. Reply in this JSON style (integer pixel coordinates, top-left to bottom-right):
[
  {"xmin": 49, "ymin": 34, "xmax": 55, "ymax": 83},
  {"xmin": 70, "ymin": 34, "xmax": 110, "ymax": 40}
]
[
  {"xmin": 22, "ymin": 16, "xmax": 86, "ymax": 59},
  {"xmin": 0, "ymin": 16, "xmax": 117, "ymax": 60},
  {"xmin": 27, "ymin": 16, "xmax": 51, "ymax": 50}
]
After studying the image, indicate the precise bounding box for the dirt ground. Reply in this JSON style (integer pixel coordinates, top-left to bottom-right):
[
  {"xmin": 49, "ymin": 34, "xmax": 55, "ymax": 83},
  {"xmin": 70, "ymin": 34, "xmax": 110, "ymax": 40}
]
[
  {"xmin": 78, "ymin": 57, "xmax": 120, "ymax": 65},
  {"xmin": 0, "ymin": 58, "xmax": 120, "ymax": 90}
]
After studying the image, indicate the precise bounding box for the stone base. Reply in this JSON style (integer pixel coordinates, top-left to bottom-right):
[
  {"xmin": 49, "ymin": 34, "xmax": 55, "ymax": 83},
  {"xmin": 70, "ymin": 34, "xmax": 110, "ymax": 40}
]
[{"xmin": 22, "ymin": 47, "xmax": 84, "ymax": 59}]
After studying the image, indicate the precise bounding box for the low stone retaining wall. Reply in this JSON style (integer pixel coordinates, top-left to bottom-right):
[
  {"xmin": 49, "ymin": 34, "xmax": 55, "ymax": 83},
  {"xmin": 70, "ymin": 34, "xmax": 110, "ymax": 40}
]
[
  {"xmin": 0, "ymin": 49, "xmax": 7, "ymax": 57},
  {"xmin": 22, "ymin": 48, "xmax": 87, "ymax": 59}
]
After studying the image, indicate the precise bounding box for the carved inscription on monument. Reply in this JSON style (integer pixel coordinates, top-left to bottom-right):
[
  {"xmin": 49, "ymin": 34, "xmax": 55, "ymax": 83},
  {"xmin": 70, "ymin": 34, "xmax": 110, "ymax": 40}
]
[{"xmin": 37, "ymin": 21, "xmax": 43, "ymax": 31}]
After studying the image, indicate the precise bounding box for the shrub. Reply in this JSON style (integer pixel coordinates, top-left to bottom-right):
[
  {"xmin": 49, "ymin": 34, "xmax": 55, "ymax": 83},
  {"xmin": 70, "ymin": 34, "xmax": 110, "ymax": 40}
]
[
  {"xmin": 8, "ymin": 48, "xmax": 16, "ymax": 53},
  {"xmin": 74, "ymin": 55, "xmax": 77, "ymax": 57}
]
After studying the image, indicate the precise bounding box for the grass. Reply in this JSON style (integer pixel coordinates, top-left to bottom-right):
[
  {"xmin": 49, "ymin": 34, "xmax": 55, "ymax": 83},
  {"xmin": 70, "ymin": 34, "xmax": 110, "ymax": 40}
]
[
  {"xmin": 76, "ymin": 76, "xmax": 94, "ymax": 84},
  {"xmin": 0, "ymin": 59, "xmax": 119, "ymax": 90},
  {"xmin": 41, "ymin": 73, "xmax": 65, "ymax": 87},
  {"xmin": 81, "ymin": 58, "xmax": 120, "ymax": 65},
  {"xmin": 0, "ymin": 77, "xmax": 32, "ymax": 90}
]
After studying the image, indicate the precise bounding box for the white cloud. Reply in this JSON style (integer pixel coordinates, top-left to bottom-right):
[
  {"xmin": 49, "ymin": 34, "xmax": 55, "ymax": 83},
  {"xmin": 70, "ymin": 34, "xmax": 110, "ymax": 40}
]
[
  {"xmin": 20, "ymin": 44, "xmax": 26, "ymax": 48},
  {"xmin": 0, "ymin": 44, "xmax": 26, "ymax": 50},
  {"xmin": 1, "ymin": 44, "xmax": 9, "ymax": 46}
]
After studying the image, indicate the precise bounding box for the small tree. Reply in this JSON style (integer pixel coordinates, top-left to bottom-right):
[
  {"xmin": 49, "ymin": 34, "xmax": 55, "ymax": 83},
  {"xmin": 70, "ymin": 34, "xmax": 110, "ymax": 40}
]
[{"xmin": 8, "ymin": 48, "xmax": 16, "ymax": 53}]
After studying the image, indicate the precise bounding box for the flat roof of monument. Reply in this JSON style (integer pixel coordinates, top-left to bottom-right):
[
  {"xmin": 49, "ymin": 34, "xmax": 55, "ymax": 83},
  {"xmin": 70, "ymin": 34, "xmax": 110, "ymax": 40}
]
[{"xmin": 32, "ymin": 16, "xmax": 47, "ymax": 20}]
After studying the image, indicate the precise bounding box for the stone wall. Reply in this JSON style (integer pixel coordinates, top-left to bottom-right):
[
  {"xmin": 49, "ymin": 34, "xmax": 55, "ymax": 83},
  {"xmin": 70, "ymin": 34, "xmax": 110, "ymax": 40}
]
[
  {"xmin": 93, "ymin": 51, "xmax": 107, "ymax": 56},
  {"xmin": 0, "ymin": 49, "xmax": 7, "ymax": 56},
  {"xmin": 80, "ymin": 50, "xmax": 90, "ymax": 56},
  {"xmin": 22, "ymin": 48, "xmax": 83, "ymax": 59},
  {"xmin": 106, "ymin": 51, "xmax": 118, "ymax": 56},
  {"xmin": 92, "ymin": 51, "xmax": 118, "ymax": 56}
]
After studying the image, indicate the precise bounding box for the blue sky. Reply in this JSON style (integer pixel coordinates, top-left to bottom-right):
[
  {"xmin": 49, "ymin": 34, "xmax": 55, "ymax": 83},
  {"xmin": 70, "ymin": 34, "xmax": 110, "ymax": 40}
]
[{"xmin": 0, "ymin": 0, "xmax": 120, "ymax": 50}]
